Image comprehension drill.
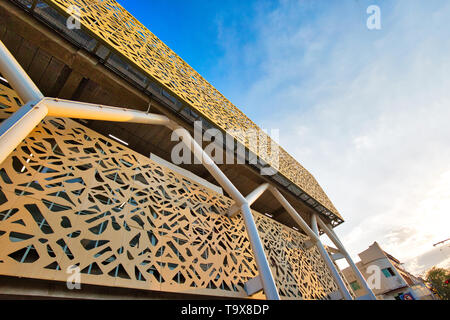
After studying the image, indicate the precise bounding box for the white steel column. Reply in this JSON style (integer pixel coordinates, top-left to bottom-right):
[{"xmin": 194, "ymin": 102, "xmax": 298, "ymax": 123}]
[
  {"xmin": 268, "ymin": 186, "xmax": 353, "ymax": 300},
  {"xmin": 240, "ymin": 202, "xmax": 279, "ymax": 299},
  {"xmin": 227, "ymin": 183, "xmax": 270, "ymax": 217},
  {"xmin": 45, "ymin": 99, "xmax": 172, "ymax": 126},
  {"xmin": 311, "ymin": 214, "xmax": 353, "ymax": 300},
  {"xmin": 0, "ymin": 40, "xmax": 43, "ymax": 102},
  {"xmin": 0, "ymin": 101, "xmax": 48, "ymax": 165},
  {"xmin": 268, "ymin": 186, "xmax": 320, "ymax": 243},
  {"xmin": 0, "ymin": 98, "xmax": 172, "ymax": 166},
  {"xmin": 0, "ymin": 40, "xmax": 46, "ymax": 165},
  {"xmin": 317, "ymin": 217, "xmax": 377, "ymax": 300},
  {"xmin": 168, "ymin": 126, "xmax": 280, "ymax": 300}
]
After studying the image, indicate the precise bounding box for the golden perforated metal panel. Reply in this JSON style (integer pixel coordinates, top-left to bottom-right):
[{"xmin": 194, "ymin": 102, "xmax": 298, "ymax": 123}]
[
  {"xmin": 39, "ymin": 0, "xmax": 342, "ymax": 222},
  {"xmin": 0, "ymin": 84, "xmax": 340, "ymax": 299}
]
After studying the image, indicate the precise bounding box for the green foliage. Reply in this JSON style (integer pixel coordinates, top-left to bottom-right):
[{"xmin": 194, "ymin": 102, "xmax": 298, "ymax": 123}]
[{"xmin": 425, "ymin": 267, "xmax": 450, "ymax": 300}]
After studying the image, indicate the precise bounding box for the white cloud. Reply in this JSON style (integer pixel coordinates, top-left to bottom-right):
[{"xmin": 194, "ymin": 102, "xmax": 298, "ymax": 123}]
[
  {"xmin": 405, "ymin": 243, "xmax": 450, "ymax": 276},
  {"xmin": 353, "ymin": 135, "xmax": 372, "ymax": 150},
  {"xmin": 214, "ymin": 0, "xmax": 450, "ymax": 268}
]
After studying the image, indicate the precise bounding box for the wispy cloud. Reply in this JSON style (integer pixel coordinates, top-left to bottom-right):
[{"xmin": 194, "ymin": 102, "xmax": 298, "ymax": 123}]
[
  {"xmin": 405, "ymin": 243, "xmax": 450, "ymax": 276},
  {"xmin": 213, "ymin": 0, "xmax": 450, "ymax": 270}
]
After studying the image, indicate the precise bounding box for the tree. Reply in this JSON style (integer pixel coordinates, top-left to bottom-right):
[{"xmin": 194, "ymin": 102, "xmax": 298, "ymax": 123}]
[{"xmin": 425, "ymin": 267, "xmax": 450, "ymax": 300}]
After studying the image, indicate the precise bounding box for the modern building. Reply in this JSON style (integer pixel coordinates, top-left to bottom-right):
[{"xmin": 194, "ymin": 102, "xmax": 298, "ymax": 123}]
[
  {"xmin": 342, "ymin": 242, "xmax": 439, "ymax": 300},
  {"xmin": 0, "ymin": 0, "xmax": 375, "ymax": 300}
]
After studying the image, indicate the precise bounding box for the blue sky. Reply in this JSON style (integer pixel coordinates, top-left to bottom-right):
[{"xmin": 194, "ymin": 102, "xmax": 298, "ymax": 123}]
[
  {"xmin": 122, "ymin": 0, "xmax": 265, "ymax": 80},
  {"xmin": 122, "ymin": 0, "xmax": 450, "ymax": 275}
]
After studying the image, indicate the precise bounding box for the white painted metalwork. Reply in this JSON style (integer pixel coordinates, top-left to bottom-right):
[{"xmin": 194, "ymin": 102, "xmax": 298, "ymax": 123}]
[
  {"xmin": 268, "ymin": 186, "xmax": 320, "ymax": 243},
  {"xmin": 224, "ymin": 182, "xmax": 358, "ymax": 300},
  {"xmin": 316, "ymin": 217, "xmax": 377, "ymax": 300},
  {"xmin": 0, "ymin": 40, "xmax": 43, "ymax": 102},
  {"xmin": 228, "ymin": 183, "xmax": 270, "ymax": 217},
  {"xmin": 0, "ymin": 100, "xmax": 48, "ymax": 165},
  {"xmin": 311, "ymin": 214, "xmax": 352, "ymax": 300},
  {"xmin": 245, "ymin": 275, "xmax": 263, "ymax": 296}
]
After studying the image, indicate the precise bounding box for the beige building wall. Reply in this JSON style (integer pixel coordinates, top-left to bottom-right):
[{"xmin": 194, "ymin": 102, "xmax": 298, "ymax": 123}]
[{"xmin": 342, "ymin": 242, "xmax": 436, "ymax": 300}]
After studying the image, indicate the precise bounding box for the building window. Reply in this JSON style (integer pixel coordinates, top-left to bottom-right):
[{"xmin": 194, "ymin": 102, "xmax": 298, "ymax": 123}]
[
  {"xmin": 394, "ymin": 292, "xmax": 404, "ymax": 300},
  {"xmin": 350, "ymin": 281, "xmax": 361, "ymax": 291},
  {"xmin": 382, "ymin": 267, "xmax": 396, "ymax": 278}
]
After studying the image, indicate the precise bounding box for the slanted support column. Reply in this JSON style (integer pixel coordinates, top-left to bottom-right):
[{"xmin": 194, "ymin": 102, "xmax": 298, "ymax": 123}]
[
  {"xmin": 317, "ymin": 218, "xmax": 377, "ymax": 300},
  {"xmin": 169, "ymin": 127, "xmax": 280, "ymax": 300},
  {"xmin": 0, "ymin": 98, "xmax": 173, "ymax": 165},
  {"xmin": 0, "ymin": 40, "xmax": 43, "ymax": 103},
  {"xmin": 240, "ymin": 203, "xmax": 279, "ymax": 299},
  {"xmin": 268, "ymin": 185, "xmax": 351, "ymax": 300},
  {"xmin": 0, "ymin": 40, "xmax": 46, "ymax": 165},
  {"xmin": 227, "ymin": 183, "xmax": 270, "ymax": 217},
  {"xmin": 0, "ymin": 100, "xmax": 48, "ymax": 165},
  {"xmin": 311, "ymin": 214, "xmax": 353, "ymax": 300},
  {"xmin": 268, "ymin": 186, "xmax": 320, "ymax": 242},
  {"xmin": 331, "ymin": 252, "xmax": 345, "ymax": 261},
  {"xmin": 244, "ymin": 275, "xmax": 263, "ymax": 296}
]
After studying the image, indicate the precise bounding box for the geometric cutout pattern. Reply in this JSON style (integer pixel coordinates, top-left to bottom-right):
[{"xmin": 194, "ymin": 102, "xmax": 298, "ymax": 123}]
[
  {"xmin": 0, "ymin": 83, "xmax": 338, "ymax": 299},
  {"xmin": 255, "ymin": 215, "xmax": 340, "ymax": 299},
  {"xmin": 42, "ymin": 0, "xmax": 342, "ymax": 221},
  {"xmin": 0, "ymin": 81, "xmax": 23, "ymax": 118}
]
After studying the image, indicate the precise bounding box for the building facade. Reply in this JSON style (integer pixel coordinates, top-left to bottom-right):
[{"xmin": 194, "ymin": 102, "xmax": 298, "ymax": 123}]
[
  {"xmin": 342, "ymin": 242, "xmax": 438, "ymax": 300},
  {"xmin": 0, "ymin": 0, "xmax": 375, "ymax": 300}
]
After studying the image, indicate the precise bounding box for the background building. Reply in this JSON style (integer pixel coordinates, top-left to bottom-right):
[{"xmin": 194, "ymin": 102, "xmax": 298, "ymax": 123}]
[{"xmin": 342, "ymin": 242, "xmax": 439, "ymax": 300}]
